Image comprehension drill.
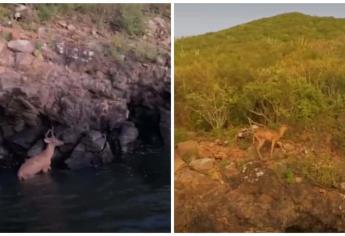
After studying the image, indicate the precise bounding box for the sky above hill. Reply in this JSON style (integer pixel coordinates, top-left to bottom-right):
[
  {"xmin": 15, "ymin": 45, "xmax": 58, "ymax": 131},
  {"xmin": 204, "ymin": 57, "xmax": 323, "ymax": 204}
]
[{"xmin": 175, "ymin": 4, "xmax": 345, "ymax": 38}]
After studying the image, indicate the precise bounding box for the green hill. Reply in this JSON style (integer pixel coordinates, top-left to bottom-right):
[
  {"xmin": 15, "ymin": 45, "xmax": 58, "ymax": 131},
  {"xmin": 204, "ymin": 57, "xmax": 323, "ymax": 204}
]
[{"xmin": 175, "ymin": 12, "xmax": 345, "ymax": 153}]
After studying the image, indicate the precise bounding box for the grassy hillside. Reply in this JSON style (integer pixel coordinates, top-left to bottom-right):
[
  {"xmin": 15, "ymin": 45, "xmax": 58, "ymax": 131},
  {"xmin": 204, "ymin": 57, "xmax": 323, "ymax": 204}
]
[
  {"xmin": 175, "ymin": 13, "xmax": 345, "ymax": 154},
  {"xmin": 0, "ymin": 4, "xmax": 170, "ymax": 64}
]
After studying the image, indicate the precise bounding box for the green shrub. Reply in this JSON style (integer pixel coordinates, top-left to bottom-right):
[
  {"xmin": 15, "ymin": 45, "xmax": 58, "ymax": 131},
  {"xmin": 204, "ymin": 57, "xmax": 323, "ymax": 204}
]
[
  {"xmin": 0, "ymin": 5, "xmax": 11, "ymax": 21},
  {"xmin": 175, "ymin": 127, "xmax": 194, "ymax": 144},
  {"xmin": 111, "ymin": 4, "xmax": 146, "ymax": 36},
  {"xmin": 287, "ymin": 155, "xmax": 345, "ymax": 187},
  {"xmin": 284, "ymin": 169, "xmax": 295, "ymax": 184},
  {"xmin": 134, "ymin": 40, "xmax": 158, "ymax": 62},
  {"xmin": 35, "ymin": 4, "xmax": 59, "ymax": 22},
  {"xmin": 1, "ymin": 31, "xmax": 12, "ymax": 41},
  {"xmin": 175, "ymin": 13, "xmax": 345, "ymax": 156}
]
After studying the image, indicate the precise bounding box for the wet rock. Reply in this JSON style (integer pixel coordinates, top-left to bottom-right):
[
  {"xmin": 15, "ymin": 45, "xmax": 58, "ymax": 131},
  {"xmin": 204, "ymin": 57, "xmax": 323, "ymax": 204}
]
[
  {"xmin": 0, "ymin": 124, "xmax": 15, "ymax": 139},
  {"xmin": 0, "ymin": 146, "xmax": 9, "ymax": 159},
  {"xmin": 27, "ymin": 139, "xmax": 44, "ymax": 157},
  {"xmin": 60, "ymin": 128, "xmax": 82, "ymax": 145},
  {"xmin": 129, "ymin": 105, "xmax": 163, "ymax": 145},
  {"xmin": 189, "ymin": 158, "xmax": 214, "ymax": 173},
  {"xmin": 5, "ymin": 127, "xmax": 43, "ymax": 156},
  {"xmin": 118, "ymin": 121, "xmax": 138, "ymax": 153},
  {"xmin": 7, "ymin": 40, "xmax": 35, "ymax": 53},
  {"xmin": 160, "ymin": 108, "xmax": 170, "ymax": 147},
  {"xmin": 65, "ymin": 142, "xmax": 95, "ymax": 169},
  {"xmin": 83, "ymin": 130, "xmax": 106, "ymax": 152},
  {"xmin": 107, "ymin": 129, "xmax": 122, "ymax": 160},
  {"xmin": 100, "ymin": 142, "xmax": 113, "ymax": 164},
  {"xmin": 65, "ymin": 130, "xmax": 114, "ymax": 169}
]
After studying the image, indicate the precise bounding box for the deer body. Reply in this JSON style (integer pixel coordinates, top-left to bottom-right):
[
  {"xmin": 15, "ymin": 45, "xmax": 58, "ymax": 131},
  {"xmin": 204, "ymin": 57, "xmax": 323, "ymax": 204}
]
[
  {"xmin": 253, "ymin": 125, "xmax": 288, "ymax": 158},
  {"xmin": 18, "ymin": 128, "xmax": 63, "ymax": 180}
]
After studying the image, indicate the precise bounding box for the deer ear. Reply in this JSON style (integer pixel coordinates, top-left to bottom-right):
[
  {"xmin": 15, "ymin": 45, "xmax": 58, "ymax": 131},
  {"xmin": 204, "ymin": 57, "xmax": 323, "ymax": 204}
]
[{"xmin": 44, "ymin": 138, "xmax": 51, "ymax": 143}]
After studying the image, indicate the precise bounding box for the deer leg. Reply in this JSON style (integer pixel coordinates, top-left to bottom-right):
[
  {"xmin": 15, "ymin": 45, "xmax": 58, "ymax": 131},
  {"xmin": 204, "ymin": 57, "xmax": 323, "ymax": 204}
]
[
  {"xmin": 256, "ymin": 140, "xmax": 265, "ymax": 159},
  {"xmin": 43, "ymin": 166, "xmax": 50, "ymax": 173},
  {"xmin": 270, "ymin": 140, "xmax": 276, "ymax": 158}
]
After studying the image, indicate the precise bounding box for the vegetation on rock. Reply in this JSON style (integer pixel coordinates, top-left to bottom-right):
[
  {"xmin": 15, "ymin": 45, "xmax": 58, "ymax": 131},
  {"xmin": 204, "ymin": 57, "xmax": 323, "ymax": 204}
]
[
  {"xmin": 175, "ymin": 13, "xmax": 345, "ymax": 232},
  {"xmin": 175, "ymin": 13, "xmax": 345, "ymax": 154}
]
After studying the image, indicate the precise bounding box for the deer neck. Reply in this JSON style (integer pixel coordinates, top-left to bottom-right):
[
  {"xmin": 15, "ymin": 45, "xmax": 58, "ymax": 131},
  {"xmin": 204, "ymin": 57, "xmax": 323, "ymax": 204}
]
[
  {"xmin": 278, "ymin": 128, "xmax": 286, "ymax": 138},
  {"xmin": 44, "ymin": 144, "xmax": 56, "ymax": 159}
]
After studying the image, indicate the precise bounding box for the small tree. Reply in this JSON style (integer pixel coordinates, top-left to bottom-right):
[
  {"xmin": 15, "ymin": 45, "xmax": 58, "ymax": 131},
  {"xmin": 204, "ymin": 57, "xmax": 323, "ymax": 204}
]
[{"xmin": 186, "ymin": 84, "xmax": 232, "ymax": 131}]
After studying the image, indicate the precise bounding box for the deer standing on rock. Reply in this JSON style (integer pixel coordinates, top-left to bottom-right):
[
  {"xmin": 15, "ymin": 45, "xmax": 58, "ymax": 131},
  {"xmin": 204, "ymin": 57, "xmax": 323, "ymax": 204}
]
[
  {"xmin": 17, "ymin": 128, "xmax": 64, "ymax": 180},
  {"xmin": 253, "ymin": 124, "xmax": 288, "ymax": 158}
]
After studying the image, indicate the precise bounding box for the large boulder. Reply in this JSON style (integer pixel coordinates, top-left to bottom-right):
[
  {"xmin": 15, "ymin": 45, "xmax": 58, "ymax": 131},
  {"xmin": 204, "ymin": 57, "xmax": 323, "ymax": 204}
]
[
  {"xmin": 4, "ymin": 127, "xmax": 44, "ymax": 156},
  {"xmin": 118, "ymin": 121, "xmax": 139, "ymax": 153},
  {"xmin": 174, "ymin": 153, "xmax": 187, "ymax": 173},
  {"xmin": 7, "ymin": 40, "xmax": 35, "ymax": 53},
  {"xmin": 189, "ymin": 158, "xmax": 215, "ymax": 173},
  {"xmin": 176, "ymin": 140, "xmax": 199, "ymax": 160},
  {"xmin": 65, "ymin": 130, "xmax": 113, "ymax": 169},
  {"xmin": 0, "ymin": 146, "xmax": 9, "ymax": 159}
]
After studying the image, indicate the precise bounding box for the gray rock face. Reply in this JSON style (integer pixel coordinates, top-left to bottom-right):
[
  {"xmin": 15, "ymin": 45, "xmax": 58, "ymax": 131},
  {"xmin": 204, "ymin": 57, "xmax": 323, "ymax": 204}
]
[
  {"xmin": 7, "ymin": 40, "xmax": 35, "ymax": 53},
  {"xmin": 5, "ymin": 127, "xmax": 43, "ymax": 155},
  {"xmin": 0, "ymin": 146, "xmax": 9, "ymax": 159},
  {"xmin": 66, "ymin": 143, "xmax": 96, "ymax": 169},
  {"xmin": 0, "ymin": 21, "xmax": 170, "ymax": 170},
  {"xmin": 27, "ymin": 139, "xmax": 44, "ymax": 157},
  {"xmin": 65, "ymin": 130, "xmax": 113, "ymax": 169},
  {"xmin": 118, "ymin": 121, "xmax": 139, "ymax": 153},
  {"xmin": 160, "ymin": 108, "xmax": 170, "ymax": 147},
  {"xmin": 83, "ymin": 130, "xmax": 106, "ymax": 152}
]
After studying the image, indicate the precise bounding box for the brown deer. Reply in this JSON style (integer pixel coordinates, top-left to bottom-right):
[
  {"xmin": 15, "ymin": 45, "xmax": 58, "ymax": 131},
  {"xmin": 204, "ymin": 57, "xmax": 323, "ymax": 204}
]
[
  {"xmin": 253, "ymin": 124, "xmax": 288, "ymax": 158},
  {"xmin": 17, "ymin": 127, "xmax": 64, "ymax": 180}
]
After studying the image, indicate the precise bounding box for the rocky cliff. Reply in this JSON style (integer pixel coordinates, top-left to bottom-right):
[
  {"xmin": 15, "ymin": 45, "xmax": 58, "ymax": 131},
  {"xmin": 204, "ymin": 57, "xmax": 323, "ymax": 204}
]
[{"xmin": 0, "ymin": 4, "xmax": 170, "ymax": 170}]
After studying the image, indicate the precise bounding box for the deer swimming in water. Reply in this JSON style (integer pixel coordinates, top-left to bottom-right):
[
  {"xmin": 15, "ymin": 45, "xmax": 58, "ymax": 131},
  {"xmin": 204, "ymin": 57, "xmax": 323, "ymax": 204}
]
[{"xmin": 17, "ymin": 128, "xmax": 64, "ymax": 180}]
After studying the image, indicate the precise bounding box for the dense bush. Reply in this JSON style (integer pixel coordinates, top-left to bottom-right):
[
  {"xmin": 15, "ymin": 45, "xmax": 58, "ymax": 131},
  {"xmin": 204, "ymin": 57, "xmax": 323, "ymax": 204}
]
[
  {"xmin": 0, "ymin": 4, "xmax": 168, "ymax": 37},
  {"xmin": 175, "ymin": 13, "xmax": 345, "ymax": 151},
  {"xmin": 111, "ymin": 4, "xmax": 145, "ymax": 36}
]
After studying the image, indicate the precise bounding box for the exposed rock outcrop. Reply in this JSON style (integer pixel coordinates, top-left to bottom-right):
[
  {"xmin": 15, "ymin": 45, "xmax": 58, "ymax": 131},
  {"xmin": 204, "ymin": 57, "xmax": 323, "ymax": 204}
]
[
  {"xmin": 175, "ymin": 140, "xmax": 345, "ymax": 232},
  {"xmin": 0, "ymin": 6, "xmax": 170, "ymax": 170}
]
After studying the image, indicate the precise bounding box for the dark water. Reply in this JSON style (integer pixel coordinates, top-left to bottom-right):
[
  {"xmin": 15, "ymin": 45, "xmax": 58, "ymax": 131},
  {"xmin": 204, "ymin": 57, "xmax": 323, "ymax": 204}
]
[{"xmin": 0, "ymin": 148, "xmax": 171, "ymax": 232}]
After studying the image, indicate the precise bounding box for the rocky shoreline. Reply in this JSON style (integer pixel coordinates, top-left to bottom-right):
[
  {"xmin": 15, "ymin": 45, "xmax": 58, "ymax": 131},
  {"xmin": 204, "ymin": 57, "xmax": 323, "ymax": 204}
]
[{"xmin": 0, "ymin": 7, "xmax": 170, "ymax": 170}]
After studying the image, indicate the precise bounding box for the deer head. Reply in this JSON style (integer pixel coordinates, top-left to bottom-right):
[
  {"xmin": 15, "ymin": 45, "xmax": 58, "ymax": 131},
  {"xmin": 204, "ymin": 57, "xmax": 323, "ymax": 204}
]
[
  {"xmin": 44, "ymin": 127, "xmax": 64, "ymax": 146},
  {"xmin": 279, "ymin": 124, "xmax": 288, "ymax": 137}
]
